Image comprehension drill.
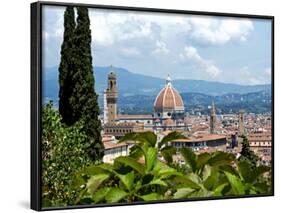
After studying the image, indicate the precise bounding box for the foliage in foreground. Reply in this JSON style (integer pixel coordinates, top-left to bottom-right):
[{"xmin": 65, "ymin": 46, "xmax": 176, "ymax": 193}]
[
  {"xmin": 42, "ymin": 102, "xmax": 93, "ymax": 207},
  {"xmin": 72, "ymin": 132, "xmax": 271, "ymax": 205}
]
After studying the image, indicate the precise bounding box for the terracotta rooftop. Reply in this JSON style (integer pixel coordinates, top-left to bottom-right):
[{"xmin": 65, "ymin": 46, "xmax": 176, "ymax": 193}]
[
  {"xmin": 103, "ymin": 141, "xmax": 128, "ymax": 150},
  {"xmin": 172, "ymin": 134, "xmax": 226, "ymax": 143}
]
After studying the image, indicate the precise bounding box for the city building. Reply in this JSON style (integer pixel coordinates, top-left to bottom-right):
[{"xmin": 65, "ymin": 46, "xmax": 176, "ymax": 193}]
[
  {"xmin": 102, "ymin": 135, "xmax": 131, "ymax": 164},
  {"xmin": 170, "ymin": 134, "xmax": 227, "ymax": 152},
  {"xmin": 103, "ymin": 122, "xmax": 144, "ymax": 139},
  {"xmin": 248, "ymin": 131, "xmax": 272, "ymax": 163}
]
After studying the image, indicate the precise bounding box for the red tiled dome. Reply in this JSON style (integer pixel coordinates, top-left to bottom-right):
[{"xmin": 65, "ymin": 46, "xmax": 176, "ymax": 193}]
[{"xmin": 154, "ymin": 75, "xmax": 184, "ymax": 112}]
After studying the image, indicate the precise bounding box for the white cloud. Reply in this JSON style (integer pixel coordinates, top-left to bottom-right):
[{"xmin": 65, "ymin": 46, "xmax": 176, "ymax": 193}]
[
  {"xmin": 152, "ymin": 40, "xmax": 169, "ymax": 55},
  {"xmin": 180, "ymin": 46, "xmax": 222, "ymax": 78},
  {"xmin": 189, "ymin": 17, "xmax": 253, "ymax": 45},
  {"xmin": 90, "ymin": 11, "xmax": 155, "ymax": 47},
  {"xmin": 120, "ymin": 47, "xmax": 141, "ymax": 57},
  {"xmin": 90, "ymin": 11, "xmax": 254, "ymax": 48}
]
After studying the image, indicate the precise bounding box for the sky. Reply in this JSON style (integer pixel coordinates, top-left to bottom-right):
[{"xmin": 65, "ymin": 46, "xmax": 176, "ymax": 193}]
[{"xmin": 42, "ymin": 5, "xmax": 272, "ymax": 85}]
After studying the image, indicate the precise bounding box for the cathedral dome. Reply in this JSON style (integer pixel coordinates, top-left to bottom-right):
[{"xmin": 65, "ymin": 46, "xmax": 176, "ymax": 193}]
[{"xmin": 154, "ymin": 75, "xmax": 184, "ymax": 112}]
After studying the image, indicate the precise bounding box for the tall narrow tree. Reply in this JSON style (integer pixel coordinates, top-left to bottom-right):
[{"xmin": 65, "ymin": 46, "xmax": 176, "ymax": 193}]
[
  {"xmin": 239, "ymin": 136, "xmax": 259, "ymax": 167},
  {"xmin": 58, "ymin": 6, "xmax": 76, "ymax": 125},
  {"xmin": 71, "ymin": 7, "xmax": 104, "ymax": 161}
]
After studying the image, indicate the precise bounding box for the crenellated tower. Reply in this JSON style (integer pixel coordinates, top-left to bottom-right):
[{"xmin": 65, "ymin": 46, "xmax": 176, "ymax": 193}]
[{"xmin": 105, "ymin": 66, "xmax": 118, "ymax": 124}]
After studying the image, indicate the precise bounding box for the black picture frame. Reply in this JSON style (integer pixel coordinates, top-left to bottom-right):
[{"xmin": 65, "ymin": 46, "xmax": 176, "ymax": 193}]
[{"xmin": 31, "ymin": 1, "xmax": 274, "ymax": 211}]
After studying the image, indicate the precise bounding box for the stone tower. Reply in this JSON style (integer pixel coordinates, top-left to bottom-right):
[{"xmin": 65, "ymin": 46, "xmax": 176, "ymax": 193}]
[
  {"xmin": 210, "ymin": 101, "xmax": 216, "ymax": 134},
  {"xmin": 238, "ymin": 110, "xmax": 245, "ymax": 136},
  {"xmin": 105, "ymin": 67, "xmax": 118, "ymax": 124}
]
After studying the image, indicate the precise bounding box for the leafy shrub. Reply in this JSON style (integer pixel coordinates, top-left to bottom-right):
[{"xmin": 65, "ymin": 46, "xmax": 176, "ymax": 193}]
[
  {"xmin": 73, "ymin": 132, "xmax": 271, "ymax": 204},
  {"xmin": 42, "ymin": 102, "xmax": 92, "ymax": 207}
]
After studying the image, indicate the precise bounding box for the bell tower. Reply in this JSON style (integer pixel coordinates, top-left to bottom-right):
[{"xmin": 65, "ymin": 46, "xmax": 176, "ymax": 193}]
[
  {"xmin": 238, "ymin": 110, "xmax": 245, "ymax": 136},
  {"xmin": 210, "ymin": 101, "xmax": 216, "ymax": 134},
  {"xmin": 106, "ymin": 66, "xmax": 118, "ymax": 124}
]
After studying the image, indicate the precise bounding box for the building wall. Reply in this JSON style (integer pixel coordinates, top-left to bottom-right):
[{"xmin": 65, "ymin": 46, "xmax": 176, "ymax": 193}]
[
  {"xmin": 171, "ymin": 138, "xmax": 227, "ymax": 151},
  {"xmin": 103, "ymin": 145, "xmax": 128, "ymax": 164}
]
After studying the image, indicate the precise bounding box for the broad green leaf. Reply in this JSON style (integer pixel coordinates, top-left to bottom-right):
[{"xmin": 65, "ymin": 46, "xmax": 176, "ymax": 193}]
[
  {"xmin": 238, "ymin": 160, "xmax": 252, "ymax": 182},
  {"xmin": 212, "ymin": 183, "xmax": 228, "ymax": 196},
  {"xmin": 115, "ymin": 171, "xmax": 135, "ymax": 191},
  {"xmin": 114, "ymin": 156, "xmax": 144, "ymax": 175},
  {"xmin": 98, "ymin": 163, "xmax": 114, "ymax": 172},
  {"xmin": 160, "ymin": 146, "xmax": 176, "ymax": 164},
  {"xmin": 119, "ymin": 131, "xmax": 157, "ymax": 147},
  {"xmin": 129, "ymin": 144, "xmax": 144, "ymax": 159},
  {"xmin": 174, "ymin": 188, "xmax": 195, "ymax": 199},
  {"xmin": 140, "ymin": 193, "xmax": 163, "ymax": 201},
  {"xmin": 118, "ymin": 132, "xmax": 140, "ymax": 143},
  {"xmin": 148, "ymin": 179, "xmax": 168, "ymax": 187},
  {"xmin": 202, "ymin": 164, "xmax": 212, "ymax": 181},
  {"xmin": 191, "ymin": 188, "xmax": 212, "ymax": 197},
  {"xmin": 173, "ymin": 176, "xmax": 201, "ymax": 189},
  {"xmin": 219, "ymin": 165, "xmax": 239, "ymax": 176},
  {"xmin": 86, "ymin": 173, "xmax": 110, "ymax": 194},
  {"xmin": 105, "ymin": 188, "xmax": 128, "ymax": 203},
  {"xmin": 145, "ymin": 147, "xmax": 157, "ymax": 172},
  {"xmin": 238, "ymin": 161, "xmax": 270, "ymax": 184},
  {"xmin": 196, "ymin": 152, "xmax": 211, "ymax": 170},
  {"xmin": 180, "ymin": 147, "xmax": 197, "ymax": 172},
  {"xmin": 154, "ymin": 161, "xmax": 182, "ymax": 178},
  {"xmin": 224, "ymin": 171, "xmax": 245, "ymax": 195},
  {"xmin": 141, "ymin": 131, "xmax": 157, "ymax": 147},
  {"xmin": 208, "ymin": 152, "xmax": 235, "ymax": 167},
  {"xmin": 93, "ymin": 187, "xmax": 111, "ymax": 203},
  {"xmin": 203, "ymin": 167, "xmax": 219, "ymax": 190},
  {"xmin": 188, "ymin": 173, "xmax": 202, "ymax": 184}
]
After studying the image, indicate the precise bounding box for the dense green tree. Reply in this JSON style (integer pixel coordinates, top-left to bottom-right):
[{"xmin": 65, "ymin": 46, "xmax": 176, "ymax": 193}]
[
  {"xmin": 58, "ymin": 6, "xmax": 76, "ymax": 125},
  {"xmin": 239, "ymin": 136, "xmax": 259, "ymax": 167},
  {"xmin": 42, "ymin": 102, "xmax": 92, "ymax": 207},
  {"xmin": 70, "ymin": 7, "xmax": 103, "ymax": 161}
]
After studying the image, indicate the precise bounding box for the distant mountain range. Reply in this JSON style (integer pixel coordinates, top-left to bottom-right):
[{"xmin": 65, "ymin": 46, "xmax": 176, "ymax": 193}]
[
  {"xmin": 118, "ymin": 91, "xmax": 271, "ymax": 114},
  {"xmin": 43, "ymin": 66, "xmax": 272, "ymax": 114}
]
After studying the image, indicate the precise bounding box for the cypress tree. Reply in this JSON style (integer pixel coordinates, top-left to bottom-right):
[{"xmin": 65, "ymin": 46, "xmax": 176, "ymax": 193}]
[
  {"xmin": 239, "ymin": 136, "xmax": 259, "ymax": 167},
  {"xmin": 71, "ymin": 7, "xmax": 104, "ymax": 161},
  {"xmin": 58, "ymin": 6, "xmax": 76, "ymax": 125}
]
